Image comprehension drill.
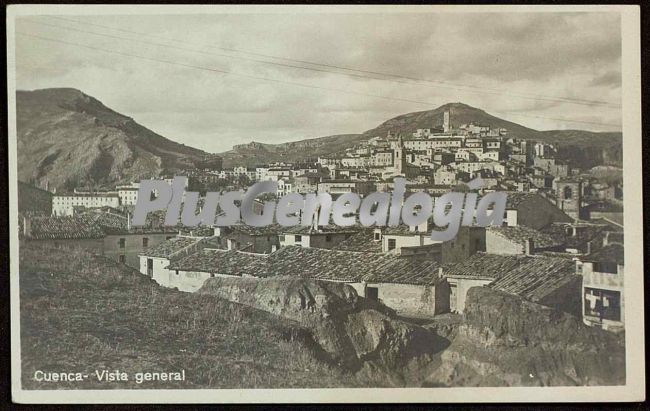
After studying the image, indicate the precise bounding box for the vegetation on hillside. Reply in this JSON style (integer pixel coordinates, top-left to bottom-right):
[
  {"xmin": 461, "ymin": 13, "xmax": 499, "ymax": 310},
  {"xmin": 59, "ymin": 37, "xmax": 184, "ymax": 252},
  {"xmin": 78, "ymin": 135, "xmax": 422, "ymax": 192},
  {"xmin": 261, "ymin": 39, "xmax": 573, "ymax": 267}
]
[{"xmin": 19, "ymin": 243, "xmax": 360, "ymax": 389}]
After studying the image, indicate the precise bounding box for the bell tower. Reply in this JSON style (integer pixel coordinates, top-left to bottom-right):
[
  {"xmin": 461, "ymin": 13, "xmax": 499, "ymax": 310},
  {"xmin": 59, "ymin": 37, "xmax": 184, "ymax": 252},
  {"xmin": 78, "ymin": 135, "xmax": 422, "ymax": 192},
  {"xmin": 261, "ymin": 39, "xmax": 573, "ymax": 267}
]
[{"xmin": 555, "ymin": 179, "xmax": 582, "ymax": 220}]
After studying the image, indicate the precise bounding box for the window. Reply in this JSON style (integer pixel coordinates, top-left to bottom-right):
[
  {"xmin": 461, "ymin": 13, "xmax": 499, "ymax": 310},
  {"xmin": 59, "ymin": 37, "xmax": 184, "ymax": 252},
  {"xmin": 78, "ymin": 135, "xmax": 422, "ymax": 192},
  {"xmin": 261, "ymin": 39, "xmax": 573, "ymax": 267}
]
[
  {"xmin": 374, "ymin": 232, "xmax": 381, "ymax": 241},
  {"xmin": 118, "ymin": 255, "xmax": 126, "ymax": 263},
  {"xmin": 593, "ymin": 262, "xmax": 618, "ymax": 274},
  {"xmin": 325, "ymin": 235, "xmax": 332, "ymax": 242},
  {"xmin": 563, "ymin": 186, "xmax": 573, "ymax": 200},
  {"xmin": 295, "ymin": 235, "xmax": 302, "ymax": 242},
  {"xmin": 119, "ymin": 238, "xmax": 125, "ymax": 248},
  {"xmin": 584, "ymin": 288, "xmax": 621, "ymax": 321},
  {"xmin": 279, "ymin": 235, "xmax": 285, "ymax": 242},
  {"xmin": 166, "ymin": 236, "xmax": 174, "ymax": 240},
  {"xmin": 142, "ymin": 237, "xmax": 149, "ymax": 248},
  {"xmin": 146, "ymin": 258, "xmax": 153, "ymax": 277},
  {"xmin": 387, "ymin": 239, "xmax": 396, "ymax": 251},
  {"xmin": 175, "ymin": 270, "xmax": 179, "ymax": 276},
  {"xmin": 366, "ymin": 287, "xmax": 379, "ymax": 300}
]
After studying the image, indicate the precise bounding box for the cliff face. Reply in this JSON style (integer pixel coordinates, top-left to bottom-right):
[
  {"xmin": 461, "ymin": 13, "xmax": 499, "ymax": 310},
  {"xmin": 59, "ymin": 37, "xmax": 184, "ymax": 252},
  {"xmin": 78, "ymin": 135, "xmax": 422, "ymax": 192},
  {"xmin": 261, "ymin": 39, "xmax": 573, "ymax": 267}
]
[
  {"xmin": 16, "ymin": 88, "xmax": 213, "ymax": 191},
  {"xmin": 428, "ymin": 287, "xmax": 625, "ymax": 387},
  {"xmin": 198, "ymin": 276, "xmax": 449, "ymax": 386}
]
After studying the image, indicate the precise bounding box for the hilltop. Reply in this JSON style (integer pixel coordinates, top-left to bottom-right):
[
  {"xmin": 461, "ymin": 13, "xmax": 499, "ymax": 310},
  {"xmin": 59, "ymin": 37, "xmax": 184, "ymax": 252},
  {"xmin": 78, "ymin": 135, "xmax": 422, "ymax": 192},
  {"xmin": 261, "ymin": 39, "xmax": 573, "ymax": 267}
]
[
  {"xmin": 218, "ymin": 102, "xmax": 622, "ymax": 168},
  {"xmin": 362, "ymin": 102, "xmax": 540, "ymax": 139},
  {"xmin": 16, "ymin": 88, "xmax": 220, "ymax": 191},
  {"xmin": 17, "ymin": 89, "xmax": 622, "ymax": 183}
]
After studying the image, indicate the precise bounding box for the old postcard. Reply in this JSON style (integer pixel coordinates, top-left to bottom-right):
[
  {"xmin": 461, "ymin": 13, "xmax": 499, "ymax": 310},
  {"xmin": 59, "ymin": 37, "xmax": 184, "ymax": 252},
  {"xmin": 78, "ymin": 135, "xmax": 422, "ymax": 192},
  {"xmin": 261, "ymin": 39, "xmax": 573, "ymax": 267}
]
[{"xmin": 7, "ymin": 4, "xmax": 644, "ymax": 404}]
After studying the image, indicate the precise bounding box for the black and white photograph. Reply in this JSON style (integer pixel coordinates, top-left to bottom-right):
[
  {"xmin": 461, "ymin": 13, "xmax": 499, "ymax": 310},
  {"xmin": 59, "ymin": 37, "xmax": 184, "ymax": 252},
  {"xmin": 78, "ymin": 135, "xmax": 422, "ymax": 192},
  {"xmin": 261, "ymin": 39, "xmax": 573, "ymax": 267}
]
[{"xmin": 7, "ymin": 4, "xmax": 644, "ymax": 404}]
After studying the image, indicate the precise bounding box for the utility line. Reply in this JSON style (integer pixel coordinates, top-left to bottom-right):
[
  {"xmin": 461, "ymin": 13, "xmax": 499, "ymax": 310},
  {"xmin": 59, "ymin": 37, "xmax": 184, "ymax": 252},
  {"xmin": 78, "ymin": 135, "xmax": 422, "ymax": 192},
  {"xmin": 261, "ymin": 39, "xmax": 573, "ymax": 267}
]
[
  {"xmin": 41, "ymin": 16, "xmax": 620, "ymax": 109},
  {"xmin": 17, "ymin": 31, "xmax": 621, "ymax": 129}
]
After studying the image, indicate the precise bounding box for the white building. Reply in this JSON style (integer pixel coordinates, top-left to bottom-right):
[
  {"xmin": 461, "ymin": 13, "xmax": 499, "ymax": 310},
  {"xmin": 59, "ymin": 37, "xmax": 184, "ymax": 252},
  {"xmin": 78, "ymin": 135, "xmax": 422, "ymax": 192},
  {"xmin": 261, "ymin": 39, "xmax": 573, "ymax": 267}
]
[{"xmin": 52, "ymin": 193, "xmax": 120, "ymax": 216}]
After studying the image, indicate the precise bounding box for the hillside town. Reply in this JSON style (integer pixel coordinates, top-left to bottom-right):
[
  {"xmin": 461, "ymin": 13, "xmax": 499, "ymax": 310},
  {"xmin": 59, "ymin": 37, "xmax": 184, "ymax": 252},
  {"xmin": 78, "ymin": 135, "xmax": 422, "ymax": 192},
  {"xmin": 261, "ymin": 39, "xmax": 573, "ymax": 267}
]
[{"xmin": 18, "ymin": 109, "xmax": 625, "ymax": 334}]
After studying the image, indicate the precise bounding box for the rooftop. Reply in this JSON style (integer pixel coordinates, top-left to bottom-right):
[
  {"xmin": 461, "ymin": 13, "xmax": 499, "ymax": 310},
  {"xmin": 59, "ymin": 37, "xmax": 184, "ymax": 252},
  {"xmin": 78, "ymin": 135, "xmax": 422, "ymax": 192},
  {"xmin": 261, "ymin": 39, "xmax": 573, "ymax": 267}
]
[
  {"xmin": 167, "ymin": 245, "xmax": 441, "ymax": 285},
  {"xmin": 583, "ymin": 243, "xmax": 624, "ymax": 265},
  {"xmin": 487, "ymin": 256, "xmax": 577, "ymax": 302},
  {"xmin": 26, "ymin": 216, "xmax": 106, "ymax": 240},
  {"xmin": 487, "ymin": 225, "xmax": 564, "ymax": 249},
  {"xmin": 266, "ymin": 246, "xmax": 441, "ymax": 285},
  {"xmin": 167, "ymin": 248, "xmax": 271, "ymax": 276},
  {"xmin": 139, "ymin": 236, "xmax": 202, "ymax": 259},
  {"xmin": 443, "ymin": 252, "xmax": 572, "ymax": 281},
  {"xmin": 333, "ymin": 230, "xmax": 383, "ymax": 253}
]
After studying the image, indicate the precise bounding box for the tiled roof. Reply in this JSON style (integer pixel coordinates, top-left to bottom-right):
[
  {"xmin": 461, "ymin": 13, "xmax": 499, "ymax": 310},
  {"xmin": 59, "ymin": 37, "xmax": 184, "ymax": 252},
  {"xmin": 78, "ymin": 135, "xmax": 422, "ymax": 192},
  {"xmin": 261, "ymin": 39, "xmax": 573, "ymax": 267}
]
[
  {"xmin": 540, "ymin": 223, "xmax": 607, "ymax": 250},
  {"xmin": 139, "ymin": 236, "xmax": 202, "ymax": 258},
  {"xmin": 265, "ymin": 246, "xmax": 440, "ymax": 285},
  {"xmin": 504, "ymin": 192, "xmax": 539, "ymax": 209},
  {"xmin": 487, "ymin": 226, "xmax": 564, "ymax": 249},
  {"xmin": 584, "ymin": 243, "xmax": 624, "ymax": 265},
  {"xmin": 443, "ymin": 252, "xmax": 543, "ymax": 280},
  {"xmin": 488, "ymin": 255, "xmax": 577, "ymax": 302},
  {"xmin": 178, "ymin": 225, "xmax": 216, "ymax": 237},
  {"xmin": 167, "ymin": 249, "xmax": 271, "ymax": 276},
  {"xmin": 27, "ymin": 216, "xmax": 106, "ymax": 240},
  {"xmin": 227, "ymin": 223, "xmax": 284, "ymax": 236},
  {"xmin": 280, "ymin": 225, "xmax": 360, "ymax": 235},
  {"xmin": 168, "ymin": 245, "xmax": 441, "ymax": 285},
  {"xmin": 333, "ymin": 230, "xmax": 383, "ymax": 253}
]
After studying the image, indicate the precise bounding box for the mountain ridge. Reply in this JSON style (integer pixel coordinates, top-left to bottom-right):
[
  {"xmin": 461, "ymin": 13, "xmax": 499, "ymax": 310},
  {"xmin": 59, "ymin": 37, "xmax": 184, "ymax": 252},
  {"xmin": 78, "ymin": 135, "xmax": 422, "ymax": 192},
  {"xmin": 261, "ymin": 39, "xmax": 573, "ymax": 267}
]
[
  {"xmin": 16, "ymin": 88, "xmax": 622, "ymax": 186},
  {"xmin": 16, "ymin": 88, "xmax": 218, "ymax": 191}
]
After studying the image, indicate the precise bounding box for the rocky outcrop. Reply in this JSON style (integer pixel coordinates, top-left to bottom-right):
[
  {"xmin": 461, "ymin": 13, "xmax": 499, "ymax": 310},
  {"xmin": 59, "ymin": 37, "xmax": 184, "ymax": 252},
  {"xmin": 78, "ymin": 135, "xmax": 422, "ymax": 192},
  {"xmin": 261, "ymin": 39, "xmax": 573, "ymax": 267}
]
[
  {"xmin": 199, "ymin": 276, "xmax": 449, "ymax": 385},
  {"xmin": 16, "ymin": 88, "xmax": 213, "ymax": 190},
  {"xmin": 428, "ymin": 287, "xmax": 625, "ymax": 387}
]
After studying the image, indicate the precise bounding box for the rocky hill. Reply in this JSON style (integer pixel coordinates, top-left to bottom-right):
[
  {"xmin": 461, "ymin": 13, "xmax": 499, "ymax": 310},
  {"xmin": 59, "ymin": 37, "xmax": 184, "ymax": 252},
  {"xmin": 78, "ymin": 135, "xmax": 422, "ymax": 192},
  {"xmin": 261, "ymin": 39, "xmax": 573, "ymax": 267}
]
[
  {"xmin": 17, "ymin": 181, "xmax": 53, "ymax": 216},
  {"xmin": 220, "ymin": 134, "xmax": 362, "ymax": 168},
  {"xmin": 17, "ymin": 88, "xmax": 621, "ymax": 183},
  {"xmin": 16, "ymin": 88, "xmax": 219, "ymax": 191},
  {"xmin": 199, "ymin": 276, "xmax": 448, "ymax": 385},
  {"xmin": 362, "ymin": 102, "xmax": 540, "ymax": 139},
  {"xmin": 218, "ymin": 102, "xmax": 622, "ymax": 169},
  {"xmin": 429, "ymin": 287, "xmax": 625, "ymax": 386}
]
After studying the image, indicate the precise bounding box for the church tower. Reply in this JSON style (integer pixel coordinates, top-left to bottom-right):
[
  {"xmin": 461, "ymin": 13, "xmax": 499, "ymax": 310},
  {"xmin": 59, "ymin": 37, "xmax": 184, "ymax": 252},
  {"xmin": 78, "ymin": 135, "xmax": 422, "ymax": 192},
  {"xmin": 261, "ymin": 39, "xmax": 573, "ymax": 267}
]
[
  {"xmin": 394, "ymin": 134, "xmax": 407, "ymax": 175},
  {"xmin": 555, "ymin": 179, "xmax": 583, "ymax": 220},
  {"xmin": 443, "ymin": 109, "xmax": 451, "ymax": 133}
]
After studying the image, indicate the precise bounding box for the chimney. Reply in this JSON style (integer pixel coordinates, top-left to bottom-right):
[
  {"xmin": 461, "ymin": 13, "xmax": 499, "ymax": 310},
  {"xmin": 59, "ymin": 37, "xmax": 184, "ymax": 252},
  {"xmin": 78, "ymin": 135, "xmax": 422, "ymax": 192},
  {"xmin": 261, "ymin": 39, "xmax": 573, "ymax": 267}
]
[
  {"xmin": 23, "ymin": 216, "xmax": 31, "ymax": 238},
  {"xmin": 524, "ymin": 238, "xmax": 534, "ymax": 255}
]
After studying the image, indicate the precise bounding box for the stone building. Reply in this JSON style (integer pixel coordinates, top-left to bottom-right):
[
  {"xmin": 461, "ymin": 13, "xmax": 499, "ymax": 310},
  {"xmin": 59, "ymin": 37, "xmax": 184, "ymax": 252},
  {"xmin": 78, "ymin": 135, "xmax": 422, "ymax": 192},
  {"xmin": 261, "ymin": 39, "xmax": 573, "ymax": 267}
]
[
  {"xmin": 504, "ymin": 192, "xmax": 574, "ymax": 229},
  {"xmin": 554, "ymin": 179, "xmax": 583, "ymax": 220},
  {"xmin": 578, "ymin": 243, "xmax": 625, "ymax": 332},
  {"xmin": 138, "ymin": 236, "xmax": 206, "ymax": 288},
  {"xmin": 442, "ymin": 252, "xmax": 579, "ymax": 314}
]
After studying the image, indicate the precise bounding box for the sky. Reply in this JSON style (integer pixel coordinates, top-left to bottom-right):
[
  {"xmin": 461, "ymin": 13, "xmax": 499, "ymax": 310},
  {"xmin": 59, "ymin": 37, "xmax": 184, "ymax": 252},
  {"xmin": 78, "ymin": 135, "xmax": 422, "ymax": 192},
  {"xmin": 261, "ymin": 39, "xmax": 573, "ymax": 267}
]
[{"xmin": 14, "ymin": 10, "xmax": 622, "ymax": 153}]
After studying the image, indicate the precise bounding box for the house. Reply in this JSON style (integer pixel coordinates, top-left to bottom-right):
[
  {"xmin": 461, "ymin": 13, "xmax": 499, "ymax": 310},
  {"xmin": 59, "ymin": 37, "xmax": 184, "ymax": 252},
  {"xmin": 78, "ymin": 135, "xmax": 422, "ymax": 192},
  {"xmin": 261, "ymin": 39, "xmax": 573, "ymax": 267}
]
[
  {"xmin": 278, "ymin": 226, "xmax": 357, "ymax": 249},
  {"xmin": 264, "ymin": 246, "xmax": 447, "ymax": 317},
  {"xmin": 441, "ymin": 226, "xmax": 486, "ymax": 264},
  {"xmin": 488, "ymin": 255, "xmax": 581, "ymax": 316},
  {"xmin": 578, "ymin": 243, "xmax": 625, "ymax": 332},
  {"xmin": 138, "ymin": 236, "xmax": 205, "ymax": 287},
  {"xmin": 485, "ymin": 225, "xmax": 564, "ymax": 255},
  {"xmin": 21, "ymin": 215, "xmax": 105, "ymax": 253},
  {"xmin": 166, "ymin": 248, "xmax": 270, "ymax": 292},
  {"xmin": 376, "ymin": 223, "xmax": 441, "ymax": 257},
  {"xmin": 215, "ymin": 224, "xmax": 281, "ymax": 254},
  {"xmin": 332, "ymin": 229, "xmax": 383, "ymax": 253},
  {"xmin": 81, "ymin": 210, "xmax": 178, "ymax": 268},
  {"xmin": 504, "ymin": 192, "xmax": 573, "ymax": 229},
  {"xmin": 52, "ymin": 192, "xmax": 120, "ymax": 216},
  {"xmin": 540, "ymin": 222, "xmax": 612, "ymax": 254},
  {"xmin": 442, "ymin": 252, "xmax": 578, "ymax": 314}
]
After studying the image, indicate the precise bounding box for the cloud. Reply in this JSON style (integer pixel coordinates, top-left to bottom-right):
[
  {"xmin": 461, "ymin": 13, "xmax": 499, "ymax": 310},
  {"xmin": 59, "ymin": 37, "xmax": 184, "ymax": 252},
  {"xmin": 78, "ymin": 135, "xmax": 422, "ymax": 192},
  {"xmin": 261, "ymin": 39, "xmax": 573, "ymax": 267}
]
[{"xmin": 14, "ymin": 11, "xmax": 623, "ymax": 153}]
